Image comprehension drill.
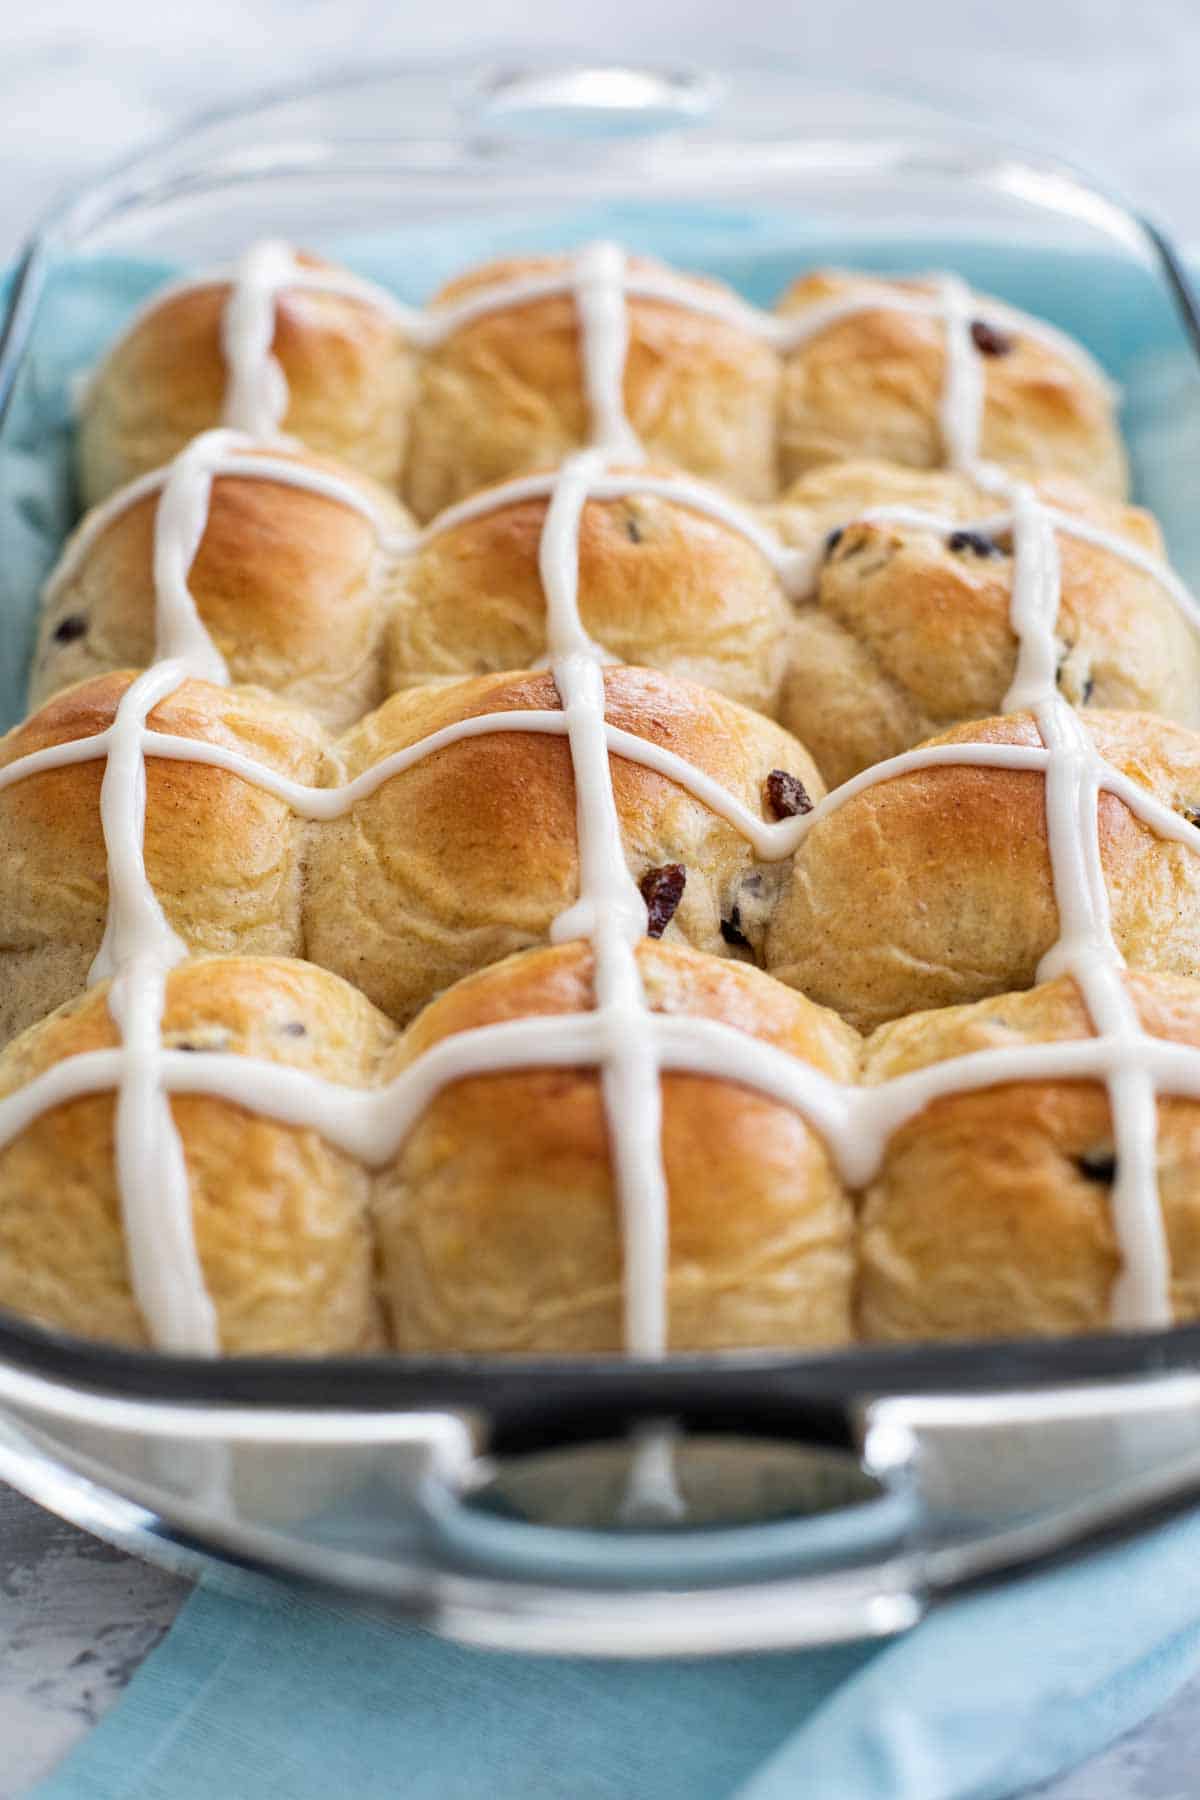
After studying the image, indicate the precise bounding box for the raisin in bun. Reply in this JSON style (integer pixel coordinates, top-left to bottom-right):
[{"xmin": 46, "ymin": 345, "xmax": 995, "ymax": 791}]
[
  {"xmin": 79, "ymin": 250, "xmax": 414, "ymax": 505},
  {"xmin": 0, "ymin": 957, "xmax": 394, "ymax": 1351},
  {"xmin": 403, "ymin": 254, "xmax": 779, "ymax": 520},
  {"xmin": 385, "ymin": 465, "xmax": 793, "ymax": 716},
  {"xmin": 374, "ymin": 938, "xmax": 859, "ymax": 1352},
  {"xmin": 765, "ymin": 711, "xmax": 1200, "ymax": 1032},
  {"xmin": 775, "ymin": 271, "xmax": 1127, "ymax": 498},
  {"xmin": 772, "ymin": 461, "xmax": 1200, "ymax": 785},
  {"xmin": 0, "ymin": 675, "xmax": 327, "ymax": 1044},
  {"xmin": 858, "ymin": 974, "xmax": 1200, "ymax": 1338},
  {"xmin": 306, "ymin": 666, "xmax": 822, "ymax": 1025},
  {"xmin": 35, "ymin": 443, "xmax": 414, "ymax": 732}
]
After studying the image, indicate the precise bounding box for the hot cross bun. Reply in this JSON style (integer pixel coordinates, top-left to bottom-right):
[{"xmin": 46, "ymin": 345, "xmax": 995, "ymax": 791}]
[{"xmin": 2, "ymin": 233, "xmax": 1193, "ymax": 1361}]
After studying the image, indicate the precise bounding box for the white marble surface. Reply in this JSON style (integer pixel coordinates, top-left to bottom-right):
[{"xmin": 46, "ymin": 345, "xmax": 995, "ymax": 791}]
[
  {"xmin": 5, "ymin": 2, "xmax": 1200, "ymax": 1794},
  {"xmin": 0, "ymin": 1488, "xmax": 186, "ymax": 1798},
  {"xmin": 4, "ymin": 0, "xmax": 1200, "ymax": 258}
]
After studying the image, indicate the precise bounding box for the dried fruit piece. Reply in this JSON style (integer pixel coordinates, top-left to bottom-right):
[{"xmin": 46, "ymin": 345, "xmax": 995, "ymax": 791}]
[
  {"xmin": 970, "ymin": 319, "xmax": 1015, "ymax": 357},
  {"xmin": 1078, "ymin": 1148, "xmax": 1118, "ymax": 1183},
  {"xmin": 639, "ymin": 864, "xmax": 686, "ymax": 938},
  {"xmin": 720, "ymin": 905, "xmax": 752, "ymax": 950},
  {"xmin": 948, "ymin": 529, "xmax": 1000, "ymax": 559},
  {"xmin": 765, "ymin": 770, "xmax": 814, "ymax": 820}
]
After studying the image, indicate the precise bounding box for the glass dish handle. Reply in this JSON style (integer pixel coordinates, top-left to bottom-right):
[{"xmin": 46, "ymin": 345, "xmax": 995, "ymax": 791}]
[
  {"xmin": 464, "ymin": 63, "xmax": 721, "ymax": 145},
  {"xmin": 412, "ymin": 1368, "xmax": 1200, "ymax": 1601}
]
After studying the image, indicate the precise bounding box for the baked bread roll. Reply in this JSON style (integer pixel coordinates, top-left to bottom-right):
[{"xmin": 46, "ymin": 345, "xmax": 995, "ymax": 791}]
[
  {"xmin": 385, "ymin": 464, "xmax": 794, "ymax": 715},
  {"xmin": 772, "ymin": 461, "xmax": 1200, "ymax": 785},
  {"xmin": 16, "ymin": 230, "xmax": 1189, "ymax": 1363},
  {"xmin": 0, "ymin": 674, "xmax": 327, "ymax": 1044},
  {"xmin": 766, "ymin": 710, "xmax": 1200, "ymax": 1032},
  {"xmin": 0, "ymin": 956, "xmax": 394, "ymax": 1352},
  {"xmin": 403, "ymin": 252, "xmax": 780, "ymax": 519},
  {"xmin": 858, "ymin": 974, "xmax": 1200, "ymax": 1338},
  {"xmin": 34, "ymin": 440, "xmax": 414, "ymax": 732},
  {"xmin": 306, "ymin": 666, "xmax": 823, "ymax": 1024},
  {"xmin": 374, "ymin": 938, "xmax": 860, "ymax": 1352},
  {"xmin": 79, "ymin": 247, "xmax": 414, "ymax": 505},
  {"xmin": 775, "ymin": 271, "xmax": 1127, "ymax": 497}
]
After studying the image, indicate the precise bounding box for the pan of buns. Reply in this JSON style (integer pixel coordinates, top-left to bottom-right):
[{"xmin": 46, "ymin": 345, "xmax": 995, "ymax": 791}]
[{"xmin": 4, "ymin": 64, "xmax": 1200, "ymax": 1652}]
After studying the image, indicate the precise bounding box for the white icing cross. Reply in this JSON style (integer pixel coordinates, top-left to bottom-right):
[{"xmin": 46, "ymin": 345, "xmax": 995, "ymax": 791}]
[
  {"xmin": 13, "ymin": 240, "xmax": 1198, "ymax": 1374},
  {"xmin": 96, "ymin": 237, "xmax": 1115, "ymax": 448}
]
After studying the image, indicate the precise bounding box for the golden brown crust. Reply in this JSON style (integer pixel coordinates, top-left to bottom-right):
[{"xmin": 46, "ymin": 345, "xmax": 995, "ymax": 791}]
[
  {"xmin": 385, "ymin": 464, "xmax": 793, "ymax": 714},
  {"xmin": 859, "ymin": 974, "xmax": 1200, "ymax": 1337},
  {"xmin": 403, "ymin": 255, "xmax": 780, "ymax": 519},
  {"xmin": 374, "ymin": 938, "xmax": 860, "ymax": 1352},
  {"xmin": 305, "ymin": 666, "xmax": 822, "ymax": 1024},
  {"xmin": 773, "ymin": 462, "xmax": 1200, "ymax": 784},
  {"xmin": 35, "ymin": 446, "xmax": 413, "ymax": 732},
  {"xmin": 78, "ymin": 257, "xmax": 415, "ymax": 504},
  {"xmin": 0, "ymin": 957, "xmax": 396, "ymax": 1351},
  {"xmin": 775, "ymin": 272, "xmax": 1127, "ymax": 497},
  {"xmin": 0, "ymin": 675, "xmax": 328, "ymax": 1044},
  {"xmin": 765, "ymin": 710, "xmax": 1200, "ymax": 1032},
  {"xmin": 11, "ymin": 951, "xmax": 1200, "ymax": 1351},
  {"xmin": 24, "ymin": 244, "xmax": 1188, "ymax": 1359}
]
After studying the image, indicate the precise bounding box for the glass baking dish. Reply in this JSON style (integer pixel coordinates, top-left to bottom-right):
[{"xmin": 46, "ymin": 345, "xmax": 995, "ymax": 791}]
[{"xmin": 4, "ymin": 60, "xmax": 1200, "ymax": 1654}]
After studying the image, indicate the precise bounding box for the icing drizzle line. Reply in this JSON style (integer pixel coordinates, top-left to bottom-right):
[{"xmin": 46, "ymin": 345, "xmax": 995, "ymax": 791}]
[
  {"xmin": 93, "ymin": 236, "xmax": 1115, "ymax": 448},
  {"xmin": 47, "ymin": 439, "xmax": 1200, "ymax": 662},
  {"xmin": 16, "ymin": 241, "xmax": 1200, "ymax": 1374}
]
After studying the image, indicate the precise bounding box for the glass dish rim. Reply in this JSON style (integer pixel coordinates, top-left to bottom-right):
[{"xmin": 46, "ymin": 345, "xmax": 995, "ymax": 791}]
[{"xmin": 2, "ymin": 59, "xmax": 1200, "ymax": 1416}]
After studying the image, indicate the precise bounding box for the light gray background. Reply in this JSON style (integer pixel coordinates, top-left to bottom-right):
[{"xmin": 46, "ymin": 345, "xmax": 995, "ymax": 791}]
[{"xmin": 4, "ymin": 1, "xmax": 1200, "ymax": 1793}]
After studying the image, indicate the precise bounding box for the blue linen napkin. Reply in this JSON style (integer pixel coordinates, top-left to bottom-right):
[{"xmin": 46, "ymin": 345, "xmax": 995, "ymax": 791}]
[
  {"xmin": 9, "ymin": 224, "xmax": 1200, "ymax": 1800},
  {"xmin": 29, "ymin": 1505, "xmax": 1200, "ymax": 1800}
]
